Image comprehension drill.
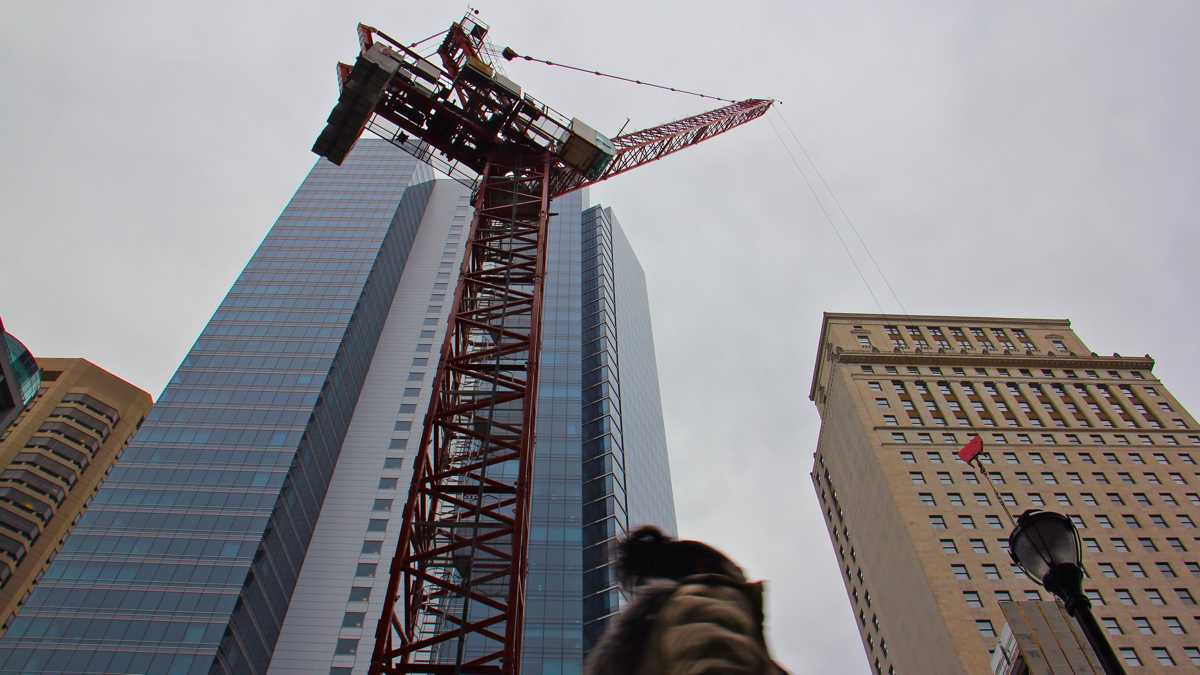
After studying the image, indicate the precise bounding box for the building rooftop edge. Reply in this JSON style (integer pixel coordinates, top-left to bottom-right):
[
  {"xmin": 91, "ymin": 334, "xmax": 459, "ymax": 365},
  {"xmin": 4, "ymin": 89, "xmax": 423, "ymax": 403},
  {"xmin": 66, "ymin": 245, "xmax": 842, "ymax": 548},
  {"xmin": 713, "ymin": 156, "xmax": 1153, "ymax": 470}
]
[
  {"xmin": 810, "ymin": 312, "xmax": 1073, "ymax": 402},
  {"xmin": 820, "ymin": 312, "xmax": 1072, "ymax": 326},
  {"xmin": 38, "ymin": 356, "xmax": 154, "ymax": 402}
]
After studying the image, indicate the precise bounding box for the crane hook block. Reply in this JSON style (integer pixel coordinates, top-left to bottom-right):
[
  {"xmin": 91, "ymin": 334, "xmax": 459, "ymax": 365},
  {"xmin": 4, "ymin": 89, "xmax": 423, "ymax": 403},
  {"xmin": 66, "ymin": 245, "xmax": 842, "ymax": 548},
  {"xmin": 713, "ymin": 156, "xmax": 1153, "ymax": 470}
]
[{"xmin": 502, "ymin": 46, "xmax": 519, "ymax": 61}]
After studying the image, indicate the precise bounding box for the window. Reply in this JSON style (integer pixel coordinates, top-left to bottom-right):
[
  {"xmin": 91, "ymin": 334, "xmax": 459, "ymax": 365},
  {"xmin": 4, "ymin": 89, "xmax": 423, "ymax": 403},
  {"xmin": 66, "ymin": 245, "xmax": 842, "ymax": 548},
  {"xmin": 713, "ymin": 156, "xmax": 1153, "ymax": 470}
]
[
  {"xmin": 1086, "ymin": 589, "xmax": 1104, "ymax": 605},
  {"xmin": 1152, "ymin": 648, "xmax": 1176, "ymax": 666},
  {"xmin": 983, "ymin": 564, "xmax": 1001, "ymax": 580},
  {"xmin": 1124, "ymin": 514, "xmax": 1141, "ymax": 528},
  {"xmin": 976, "ymin": 620, "xmax": 996, "ymax": 638},
  {"xmin": 919, "ymin": 493, "xmax": 936, "ymax": 506},
  {"xmin": 1139, "ymin": 537, "xmax": 1158, "ymax": 552},
  {"xmin": 1158, "ymin": 562, "xmax": 1177, "ymax": 578},
  {"xmin": 1081, "ymin": 493, "xmax": 1097, "ymax": 506},
  {"xmin": 1133, "ymin": 617, "xmax": 1153, "ymax": 634},
  {"xmin": 974, "ymin": 493, "xmax": 990, "ymax": 506},
  {"xmin": 1167, "ymin": 538, "xmax": 1186, "ymax": 552},
  {"xmin": 1119, "ymin": 648, "xmax": 1141, "ymax": 667},
  {"xmin": 964, "ymin": 591, "xmax": 982, "ymax": 608},
  {"xmin": 929, "ymin": 451, "xmax": 944, "ymax": 463},
  {"xmin": 900, "ymin": 451, "xmax": 916, "ymax": 463},
  {"xmin": 404, "ymin": 387, "xmax": 421, "ymax": 397},
  {"xmin": 378, "ymin": 477, "xmax": 398, "ymax": 489},
  {"xmin": 355, "ymin": 563, "xmax": 376, "ymax": 577},
  {"xmin": 910, "ymin": 472, "xmax": 926, "ymax": 485},
  {"xmin": 930, "ymin": 515, "xmax": 947, "ymax": 531},
  {"xmin": 941, "ymin": 539, "xmax": 958, "ymax": 554},
  {"xmin": 1116, "ymin": 589, "xmax": 1135, "ymax": 606},
  {"xmin": 361, "ymin": 541, "xmax": 383, "ymax": 555},
  {"xmin": 1099, "ymin": 562, "xmax": 1118, "ymax": 578},
  {"xmin": 1084, "ymin": 538, "xmax": 1101, "ymax": 553},
  {"xmin": 970, "ymin": 539, "xmax": 987, "ymax": 554},
  {"xmin": 995, "ymin": 590, "xmax": 1012, "ymax": 602},
  {"xmin": 1176, "ymin": 588, "xmax": 1196, "ymax": 605},
  {"xmin": 1096, "ymin": 515, "xmax": 1112, "ymax": 528},
  {"xmin": 335, "ymin": 639, "xmax": 359, "ymax": 655},
  {"xmin": 348, "ymin": 586, "xmax": 371, "ymax": 602},
  {"xmin": 1024, "ymin": 590, "xmax": 1041, "ymax": 600},
  {"xmin": 342, "ymin": 612, "xmax": 366, "ymax": 628},
  {"xmin": 959, "ymin": 515, "xmax": 976, "ymax": 529},
  {"xmin": 951, "ymin": 564, "xmax": 970, "ymax": 580},
  {"xmin": 384, "ymin": 457, "xmax": 403, "ymax": 469},
  {"xmin": 985, "ymin": 515, "xmax": 1003, "ymax": 529},
  {"xmin": 1186, "ymin": 647, "xmax": 1200, "ymax": 666},
  {"xmin": 1102, "ymin": 617, "xmax": 1122, "ymax": 635},
  {"xmin": 373, "ymin": 499, "xmax": 393, "ymax": 512},
  {"xmin": 938, "ymin": 472, "xmax": 954, "ymax": 485},
  {"xmin": 1165, "ymin": 617, "xmax": 1185, "ymax": 635},
  {"xmin": 1128, "ymin": 562, "xmax": 1146, "ymax": 578},
  {"xmin": 367, "ymin": 519, "xmax": 387, "ymax": 533},
  {"xmin": 1113, "ymin": 538, "xmax": 1130, "ymax": 552},
  {"xmin": 891, "ymin": 432, "xmax": 906, "ymax": 443},
  {"xmin": 949, "ymin": 493, "xmax": 966, "ymax": 506}
]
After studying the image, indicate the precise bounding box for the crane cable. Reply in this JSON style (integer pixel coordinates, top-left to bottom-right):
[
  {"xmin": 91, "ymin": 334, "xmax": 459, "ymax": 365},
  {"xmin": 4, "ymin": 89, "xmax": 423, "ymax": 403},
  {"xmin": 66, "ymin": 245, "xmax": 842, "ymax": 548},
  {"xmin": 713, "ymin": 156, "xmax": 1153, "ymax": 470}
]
[
  {"xmin": 774, "ymin": 112, "xmax": 909, "ymax": 315},
  {"xmin": 765, "ymin": 111, "xmax": 885, "ymax": 313},
  {"xmin": 501, "ymin": 48, "xmax": 740, "ymax": 105}
]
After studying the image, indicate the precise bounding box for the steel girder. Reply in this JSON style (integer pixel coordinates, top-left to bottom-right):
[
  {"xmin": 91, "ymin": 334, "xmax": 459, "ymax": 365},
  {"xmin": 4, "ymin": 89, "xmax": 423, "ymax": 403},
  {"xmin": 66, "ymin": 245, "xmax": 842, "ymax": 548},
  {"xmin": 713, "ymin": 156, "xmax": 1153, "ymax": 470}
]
[{"xmin": 369, "ymin": 150, "xmax": 551, "ymax": 675}]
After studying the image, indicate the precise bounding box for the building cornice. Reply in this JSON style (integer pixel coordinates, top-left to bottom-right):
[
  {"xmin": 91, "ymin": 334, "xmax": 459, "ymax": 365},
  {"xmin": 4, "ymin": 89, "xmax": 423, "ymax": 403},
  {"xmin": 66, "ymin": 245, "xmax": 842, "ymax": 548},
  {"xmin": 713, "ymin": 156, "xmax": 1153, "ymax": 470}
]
[
  {"xmin": 834, "ymin": 347, "xmax": 1154, "ymax": 373},
  {"xmin": 819, "ymin": 312, "xmax": 1072, "ymax": 327}
]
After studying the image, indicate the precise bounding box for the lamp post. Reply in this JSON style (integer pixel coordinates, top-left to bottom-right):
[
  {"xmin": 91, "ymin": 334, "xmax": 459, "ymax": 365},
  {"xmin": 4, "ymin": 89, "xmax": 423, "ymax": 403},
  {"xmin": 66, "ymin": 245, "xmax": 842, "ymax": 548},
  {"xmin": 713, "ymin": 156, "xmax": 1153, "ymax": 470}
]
[{"xmin": 1008, "ymin": 509, "xmax": 1126, "ymax": 674}]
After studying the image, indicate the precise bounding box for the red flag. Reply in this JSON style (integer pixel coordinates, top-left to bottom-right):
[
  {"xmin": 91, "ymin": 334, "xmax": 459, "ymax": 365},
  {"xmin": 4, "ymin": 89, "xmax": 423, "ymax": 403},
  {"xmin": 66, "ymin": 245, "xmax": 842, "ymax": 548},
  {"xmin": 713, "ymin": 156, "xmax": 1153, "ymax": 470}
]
[{"xmin": 958, "ymin": 436, "xmax": 984, "ymax": 464}]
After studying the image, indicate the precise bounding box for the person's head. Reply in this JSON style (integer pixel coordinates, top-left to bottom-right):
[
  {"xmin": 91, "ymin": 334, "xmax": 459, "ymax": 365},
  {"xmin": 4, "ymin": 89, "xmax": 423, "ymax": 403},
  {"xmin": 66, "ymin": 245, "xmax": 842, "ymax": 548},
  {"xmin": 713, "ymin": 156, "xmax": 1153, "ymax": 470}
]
[{"xmin": 616, "ymin": 526, "xmax": 746, "ymax": 589}]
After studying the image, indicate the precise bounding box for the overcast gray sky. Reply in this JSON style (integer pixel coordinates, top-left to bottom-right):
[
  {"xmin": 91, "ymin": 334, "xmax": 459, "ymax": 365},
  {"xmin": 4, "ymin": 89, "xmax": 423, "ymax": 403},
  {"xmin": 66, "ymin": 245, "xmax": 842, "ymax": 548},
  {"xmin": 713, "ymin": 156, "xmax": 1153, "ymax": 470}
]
[{"xmin": 3, "ymin": 1, "xmax": 1199, "ymax": 672}]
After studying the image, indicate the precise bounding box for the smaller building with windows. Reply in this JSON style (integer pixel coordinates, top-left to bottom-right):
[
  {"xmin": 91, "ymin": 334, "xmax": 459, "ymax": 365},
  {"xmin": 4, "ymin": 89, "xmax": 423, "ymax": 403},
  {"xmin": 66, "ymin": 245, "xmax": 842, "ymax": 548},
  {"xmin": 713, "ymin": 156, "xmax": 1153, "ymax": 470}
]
[
  {"xmin": 810, "ymin": 313, "xmax": 1200, "ymax": 674},
  {"xmin": 0, "ymin": 357, "xmax": 151, "ymax": 633}
]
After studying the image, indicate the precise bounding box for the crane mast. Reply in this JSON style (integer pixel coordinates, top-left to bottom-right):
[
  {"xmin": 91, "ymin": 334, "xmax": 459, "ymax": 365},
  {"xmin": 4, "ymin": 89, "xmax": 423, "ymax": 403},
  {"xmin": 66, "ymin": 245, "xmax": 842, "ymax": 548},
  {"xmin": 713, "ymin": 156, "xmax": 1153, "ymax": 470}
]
[{"xmin": 311, "ymin": 13, "xmax": 771, "ymax": 674}]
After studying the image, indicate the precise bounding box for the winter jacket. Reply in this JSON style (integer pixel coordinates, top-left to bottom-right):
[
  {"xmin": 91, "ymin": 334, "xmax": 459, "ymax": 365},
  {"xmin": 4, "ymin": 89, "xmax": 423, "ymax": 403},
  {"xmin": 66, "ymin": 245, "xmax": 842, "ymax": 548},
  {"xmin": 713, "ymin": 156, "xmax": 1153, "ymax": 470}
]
[{"xmin": 584, "ymin": 527, "xmax": 787, "ymax": 675}]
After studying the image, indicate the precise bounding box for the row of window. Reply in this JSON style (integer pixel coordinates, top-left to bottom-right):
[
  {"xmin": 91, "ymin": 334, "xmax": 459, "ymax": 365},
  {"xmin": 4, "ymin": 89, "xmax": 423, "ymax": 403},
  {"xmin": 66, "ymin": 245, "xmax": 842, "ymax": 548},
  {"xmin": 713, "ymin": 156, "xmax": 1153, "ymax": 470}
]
[
  {"xmin": 333, "ymin": 210, "xmax": 468, "ymax": 667},
  {"xmin": 909, "ymin": 468, "xmax": 1195, "ymax": 489},
  {"xmin": 902, "ymin": 446, "xmax": 1198, "ymax": 465},
  {"xmin": 860, "ymin": 362, "xmax": 1145, "ymax": 381}
]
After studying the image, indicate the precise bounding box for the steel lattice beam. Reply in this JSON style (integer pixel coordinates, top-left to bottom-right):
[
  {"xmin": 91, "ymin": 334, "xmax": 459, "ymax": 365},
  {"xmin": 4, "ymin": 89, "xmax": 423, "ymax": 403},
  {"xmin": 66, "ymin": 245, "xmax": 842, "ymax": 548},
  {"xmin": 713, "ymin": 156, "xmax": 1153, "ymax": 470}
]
[
  {"xmin": 369, "ymin": 150, "xmax": 551, "ymax": 675},
  {"xmin": 548, "ymin": 98, "xmax": 774, "ymax": 197}
]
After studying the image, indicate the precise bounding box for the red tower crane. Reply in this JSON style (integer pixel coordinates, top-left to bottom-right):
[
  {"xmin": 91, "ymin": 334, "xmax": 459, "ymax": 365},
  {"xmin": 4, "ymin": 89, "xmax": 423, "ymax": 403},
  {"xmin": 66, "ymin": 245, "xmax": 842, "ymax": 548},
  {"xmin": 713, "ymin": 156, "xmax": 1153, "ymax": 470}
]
[{"xmin": 312, "ymin": 12, "xmax": 771, "ymax": 674}]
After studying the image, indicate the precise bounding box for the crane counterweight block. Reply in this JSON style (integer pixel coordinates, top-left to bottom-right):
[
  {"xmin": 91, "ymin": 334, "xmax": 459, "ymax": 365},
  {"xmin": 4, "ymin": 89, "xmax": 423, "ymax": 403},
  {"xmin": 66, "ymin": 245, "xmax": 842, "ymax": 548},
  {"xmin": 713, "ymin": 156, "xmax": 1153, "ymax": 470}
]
[{"xmin": 313, "ymin": 44, "xmax": 404, "ymax": 165}]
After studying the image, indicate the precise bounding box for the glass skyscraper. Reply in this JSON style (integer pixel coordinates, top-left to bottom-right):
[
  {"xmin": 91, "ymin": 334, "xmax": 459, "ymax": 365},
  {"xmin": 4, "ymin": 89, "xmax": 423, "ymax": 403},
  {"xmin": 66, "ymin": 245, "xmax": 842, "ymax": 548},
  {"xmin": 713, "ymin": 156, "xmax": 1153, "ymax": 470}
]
[{"xmin": 0, "ymin": 140, "xmax": 675, "ymax": 675}]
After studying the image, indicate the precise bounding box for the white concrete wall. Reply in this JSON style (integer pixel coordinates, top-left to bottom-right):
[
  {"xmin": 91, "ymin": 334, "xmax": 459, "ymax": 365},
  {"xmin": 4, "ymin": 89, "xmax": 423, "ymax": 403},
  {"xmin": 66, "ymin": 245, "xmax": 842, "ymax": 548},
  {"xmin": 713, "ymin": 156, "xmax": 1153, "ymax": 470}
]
[{"xmin": 268, "ymin": 179, "xmax": 470, "ymax": 674}]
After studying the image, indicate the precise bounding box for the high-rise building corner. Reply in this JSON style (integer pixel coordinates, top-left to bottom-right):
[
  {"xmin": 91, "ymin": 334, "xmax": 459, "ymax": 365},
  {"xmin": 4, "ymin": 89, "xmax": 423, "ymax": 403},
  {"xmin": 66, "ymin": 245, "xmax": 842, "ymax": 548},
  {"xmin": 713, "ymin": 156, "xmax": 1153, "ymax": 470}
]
[{"xmin": 809, "ymin": 312, "xmax": 1200, "ymax": 674}]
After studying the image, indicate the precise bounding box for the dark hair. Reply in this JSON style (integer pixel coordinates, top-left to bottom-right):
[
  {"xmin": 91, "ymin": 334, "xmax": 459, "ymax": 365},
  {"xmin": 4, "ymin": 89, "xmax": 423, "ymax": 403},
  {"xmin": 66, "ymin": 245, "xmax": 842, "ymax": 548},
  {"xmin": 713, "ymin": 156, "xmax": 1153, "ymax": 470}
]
[{"xmin": 615, "ymin": 526, "xmax": 746, "ymax": 589}]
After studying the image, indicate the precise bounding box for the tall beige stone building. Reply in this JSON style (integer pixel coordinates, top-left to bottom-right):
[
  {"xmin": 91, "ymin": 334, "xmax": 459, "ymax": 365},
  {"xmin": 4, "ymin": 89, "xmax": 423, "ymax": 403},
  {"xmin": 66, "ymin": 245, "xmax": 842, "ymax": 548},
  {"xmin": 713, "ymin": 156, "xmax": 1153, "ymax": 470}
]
[
  {"xmin": 0, "ymin": 357, "xmax": 151, "ymax": 633},
  {"xmin": 810, "ymin": 313, "xmax": 1200, "ymax": 673}
]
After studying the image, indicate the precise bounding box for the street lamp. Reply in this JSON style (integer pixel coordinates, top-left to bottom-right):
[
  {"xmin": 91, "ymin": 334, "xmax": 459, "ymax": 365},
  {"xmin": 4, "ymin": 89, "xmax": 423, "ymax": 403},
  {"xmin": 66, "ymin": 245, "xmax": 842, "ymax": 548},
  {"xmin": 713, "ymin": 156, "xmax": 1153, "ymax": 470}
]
[{"xmin": 1008, "ymin": 509, "xmax": 1126, "ymax": 674}]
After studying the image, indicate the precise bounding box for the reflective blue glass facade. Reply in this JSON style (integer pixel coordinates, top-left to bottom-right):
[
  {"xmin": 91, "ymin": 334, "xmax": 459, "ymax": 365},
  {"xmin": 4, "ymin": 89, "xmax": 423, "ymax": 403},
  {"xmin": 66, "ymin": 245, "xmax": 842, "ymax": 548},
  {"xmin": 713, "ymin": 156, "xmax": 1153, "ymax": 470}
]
[
  {"xmin": 0, "ymin": 141, "xmax": 675, "ymax": 675},
  {"xmin": 520, "ymin": 201, "xmax": 677, "ymax": 674},
  {"xmin": 0, "ymin": 141, "xmax": 434, "ymax": 674}
]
